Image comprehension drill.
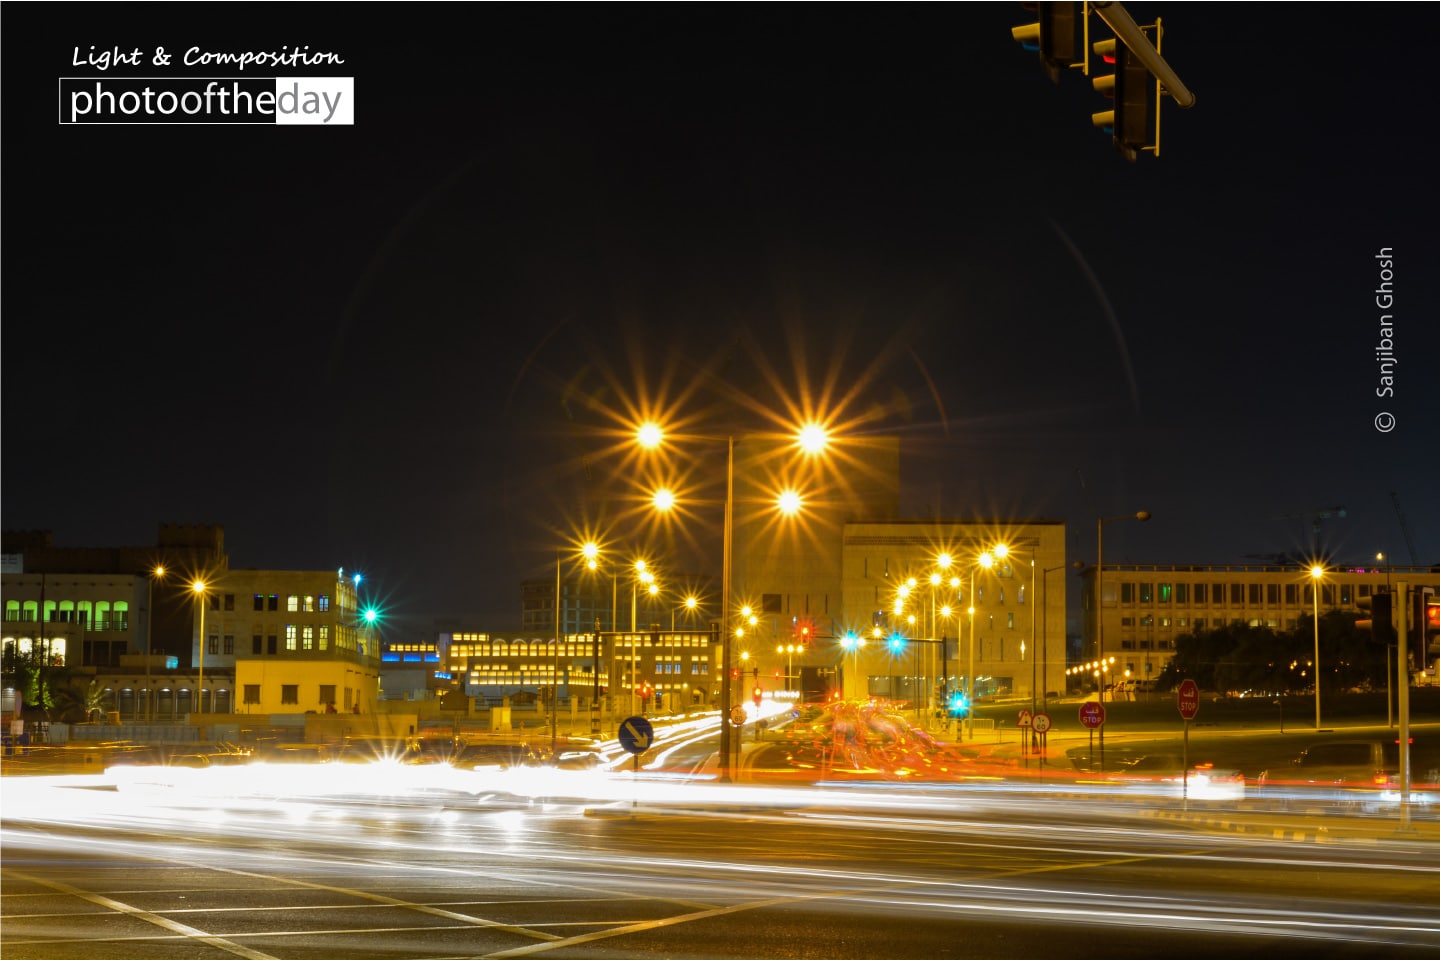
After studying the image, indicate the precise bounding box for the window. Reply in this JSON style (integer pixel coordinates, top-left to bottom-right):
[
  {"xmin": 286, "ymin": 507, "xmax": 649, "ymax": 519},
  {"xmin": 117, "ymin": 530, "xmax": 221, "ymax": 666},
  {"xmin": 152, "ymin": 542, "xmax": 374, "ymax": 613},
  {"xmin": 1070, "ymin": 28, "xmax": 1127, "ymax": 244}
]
[
  {"xmin": 268, "ymin": 594, "xmax": 278, "ymax": 611},
  {"xmin": 1121, "ymin": 617, "xmax": 1134, "ymax": 627},
  {"xmin": 1175, "ymin": 583, "xmax": 1189, "ymax": 604},
  {"xmin": 1018, "ymin": 585, "xmax": 1026, "ymax": 604},
  {"xmin": 243, "ymin": 685, "xmax": 260, "ymax": 705},
  {"xmin": 319, "ymin": 626, "xmax": 329, "ymax": 650},
  {"xmin": 318, "ymin": 595, "xmax": 331, "ymax": 612},
  {"xmin": 1140, "ymin": 583, "xmax": 1153, "ymax": 603},
  {"xmin": 267, "ymin": 634, "xmax": 278, "ymax": 655},
  {"xmin": 254, "ymin": 594, "xmax": 264, "ymax": 611},
  {"xmin": 1285, "ymin": 583, "xmax": 1298, "ymax": 604},
  {"xmin": 208, "ymin": 594, "xmax": 220, "ymax": 611},
  {"xmin": 1212, "ymin": 584, "xmax": 1225, "ymax": 603},
  {"xmin": 1267, "ymin": 584, "xmax": 1280, "ymax": 606},
  {"xmin": 223, "ymin": 635, "xmax": 234, "ymax": 655},
  {"xmin": 762, "ymin": 593, "xmax": 782, "ymax": 614},
  {"xmin": 281, "ymin": 685, "xmax": 299, "ymax": 705},
  {"xmin": 1007, "ymin": 613, "xmax": 1014, "ymax": 629},
  {"xmin": 998, "ymin": 587, "xmax": 1006, "ymax": 604},
  {"xmin": 252, "ymin": 635, "xmax": 262, "ymax": 655},
  {"xmin": 1340, "ymin": 583, "xmax": 1353, "ymax": 604},
  {"xmin": 224, "ymin": 594, "xmax": 235, "ymax": 611},
  {"xmin": 287, "ymin": 595, "xmax": 299, "ymax": 612},
  {"xmin": 319, "ymin": 684, "xmax": 336, "ymax": 706},
  {"xmin": 1230, "ymin": 584, "xmax": 1244, "ymax": 605},
  {"xmin": 1194, "ymin": 618, "xmax": 1206, "ymax": 630},
  {"xmin": 303, "ymin": 595, "xmax": 315, "ymax": 612},
  {"xmin": 1248, "ymin": 583, "xmax": 1261, "ymax": 606},
  {"xmin": 1140, "ymin": 615, "xmax": 1153, "ymax": 627},
  {"xmin": 1159, "ymin": 583, "xmax": 1172, "ymax": 603},
  {"xmin": 1121, "ymin": 583, "xmax": 1135, "ymax": 603},
  {"xmin": 302, "ymin": 625, "xmax": 314, "ymax": 650},
  {"xmin": 286, "ymin": 625, "xmax": 297, "ymax": 650},
  {"xmin": 207, "ymin": 635, "xmax": 218, "ymax": 655},
  {"xmin": 4, "ymin": 601, "xmax": 17, "ymax": 621}
]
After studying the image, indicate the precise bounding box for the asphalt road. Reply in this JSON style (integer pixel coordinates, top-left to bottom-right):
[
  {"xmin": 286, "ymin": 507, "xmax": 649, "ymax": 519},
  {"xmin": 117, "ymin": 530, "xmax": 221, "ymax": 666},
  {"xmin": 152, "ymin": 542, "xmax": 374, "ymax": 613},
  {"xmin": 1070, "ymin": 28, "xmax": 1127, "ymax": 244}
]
[{"xmin": 4, "ymin": 766, "xmax": 1438, "ymax": 960}]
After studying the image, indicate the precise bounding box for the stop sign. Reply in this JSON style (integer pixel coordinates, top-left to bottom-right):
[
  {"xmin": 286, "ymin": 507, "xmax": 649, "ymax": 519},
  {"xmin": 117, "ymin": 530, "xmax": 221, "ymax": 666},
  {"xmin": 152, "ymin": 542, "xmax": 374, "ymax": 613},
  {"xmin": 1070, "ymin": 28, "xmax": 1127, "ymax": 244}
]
[
  {"xmin": 1078, "ymin": 700, "xmax": 1106, "ymax": 729},
  {"xmin": 1177, "ymin": 679, "xmax": 1200, "ymax": 720}
]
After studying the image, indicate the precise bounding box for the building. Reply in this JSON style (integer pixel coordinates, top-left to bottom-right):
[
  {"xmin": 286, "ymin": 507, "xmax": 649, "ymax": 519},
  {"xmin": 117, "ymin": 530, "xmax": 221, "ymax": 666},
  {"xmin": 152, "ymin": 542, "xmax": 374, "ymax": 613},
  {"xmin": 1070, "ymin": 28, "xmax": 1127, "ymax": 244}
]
[
  {"xmin": 838, "ymin": 520, "xmax": 1069, "ymax": 709},
  {"xmin": 218, "ymin": 569, "xmax": 380, "ymax": 715},
  {"xmin": 438, "ymin": 625, "xmax": 720, "ymax": 722},
  {"xmin": 1080, "ymin": 562, "xmax": 1440, "ymax": 688}
]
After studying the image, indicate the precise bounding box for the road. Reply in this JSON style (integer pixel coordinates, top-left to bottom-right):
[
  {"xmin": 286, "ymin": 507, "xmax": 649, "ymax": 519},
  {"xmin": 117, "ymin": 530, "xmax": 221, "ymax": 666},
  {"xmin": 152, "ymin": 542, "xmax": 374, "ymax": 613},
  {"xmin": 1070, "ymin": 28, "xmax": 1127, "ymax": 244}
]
[{"xmin": 4, "ymin": 760, "xmax": 1439, "ymax": 959}]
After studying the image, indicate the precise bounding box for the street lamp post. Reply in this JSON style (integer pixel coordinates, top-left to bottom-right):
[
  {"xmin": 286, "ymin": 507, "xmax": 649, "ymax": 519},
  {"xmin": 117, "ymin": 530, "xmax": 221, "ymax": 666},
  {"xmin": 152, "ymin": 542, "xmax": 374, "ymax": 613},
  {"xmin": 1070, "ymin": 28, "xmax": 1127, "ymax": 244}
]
[
  {"xmin": 1096, "ymin": 510, "xmax": 1151, "ymax": 701},
  {"xmin": 191, "ymin": 579, "xmax": 207, "ymax": 716},
  {"xmin": 145, "ymin": 566, "xmax": 164, "ymax": 722},
  {"xmin": 1311, "ymin": 564, "xmax": 1324, "ymax": 729}
]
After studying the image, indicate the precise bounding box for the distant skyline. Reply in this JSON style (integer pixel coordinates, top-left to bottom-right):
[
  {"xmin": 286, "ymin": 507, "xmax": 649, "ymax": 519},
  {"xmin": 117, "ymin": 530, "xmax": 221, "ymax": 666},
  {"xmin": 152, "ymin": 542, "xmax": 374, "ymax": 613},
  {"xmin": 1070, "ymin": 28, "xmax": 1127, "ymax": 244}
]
[{"xmin": 4, "ymin": 5, "xmax": 1437, "ymax": 626}]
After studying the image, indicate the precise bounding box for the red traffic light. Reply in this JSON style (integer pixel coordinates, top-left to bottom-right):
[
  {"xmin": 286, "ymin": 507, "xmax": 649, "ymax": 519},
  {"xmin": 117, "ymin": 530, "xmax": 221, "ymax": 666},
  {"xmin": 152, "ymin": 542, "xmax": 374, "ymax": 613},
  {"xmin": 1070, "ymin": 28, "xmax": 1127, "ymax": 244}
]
[{"xmin": 752, "ymin": 686, "xmax": 763, "ymax": 707}]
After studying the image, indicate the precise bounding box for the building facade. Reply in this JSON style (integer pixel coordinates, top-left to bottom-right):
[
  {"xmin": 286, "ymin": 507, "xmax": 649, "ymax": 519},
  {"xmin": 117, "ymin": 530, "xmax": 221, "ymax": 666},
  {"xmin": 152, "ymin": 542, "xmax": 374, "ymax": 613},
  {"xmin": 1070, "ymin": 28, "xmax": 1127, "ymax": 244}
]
[
  {"xmin": 837, "ymin": 520, "xmax": 1069, "ymax": 709},
  {"xmin": 1081, "ymin": 563, "xmax": 1440, "ymax": 687}
]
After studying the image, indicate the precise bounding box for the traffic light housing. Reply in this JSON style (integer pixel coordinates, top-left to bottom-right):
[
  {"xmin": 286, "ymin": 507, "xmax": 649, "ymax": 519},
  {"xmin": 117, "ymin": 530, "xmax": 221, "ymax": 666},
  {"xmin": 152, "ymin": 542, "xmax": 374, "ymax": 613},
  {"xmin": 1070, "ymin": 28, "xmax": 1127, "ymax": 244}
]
[
  {"xmin": 947, "ymin": 692, "xmax": 970, "ymax": 718},
  {"xmin": 1355, "ymin": 591, "xmax": 1394, "ymax": 645},
  {"xmin": 752, "ymin": 686, "xmax": 763, "ymax": 707},
  {"xmin": 1411, "ymin": 587, "xmax": 1438, "ymax": 670},
  {"xmin": 1012, "ymin": 2, "xmax": 1080, "ymax": 82},
  {"xmin": 1092, "ymin": 35, "xmax": 1152, "ymax": 159}
]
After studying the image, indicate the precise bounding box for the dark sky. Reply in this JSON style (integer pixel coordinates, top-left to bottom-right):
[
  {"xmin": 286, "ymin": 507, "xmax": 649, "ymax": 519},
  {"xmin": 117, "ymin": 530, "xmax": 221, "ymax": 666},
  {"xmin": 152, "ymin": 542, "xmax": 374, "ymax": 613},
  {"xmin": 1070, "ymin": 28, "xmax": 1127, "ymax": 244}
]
[{"xmin": 5, "ymin": 4, "xmax": 1437, "ymax": 629}]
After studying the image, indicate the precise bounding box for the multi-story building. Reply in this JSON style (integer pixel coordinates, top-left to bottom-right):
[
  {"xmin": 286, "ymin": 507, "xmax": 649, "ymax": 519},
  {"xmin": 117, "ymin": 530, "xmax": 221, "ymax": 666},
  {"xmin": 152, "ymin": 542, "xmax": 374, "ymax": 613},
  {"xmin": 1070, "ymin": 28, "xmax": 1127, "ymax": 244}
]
[
  {"xmin": 838, "ymin": 520, "xmax": 1069, "ymax": 708},
  {"xmin": 213, "ymin": 569, "xmax": 380, "ymax": 715},
  {"xmin": 1081, "ymin": 562, "xmax": 1440, "ymax": 687},
  {"xmin": 438, "ymin": 626, "xmax": 720, "ymax": 719}
]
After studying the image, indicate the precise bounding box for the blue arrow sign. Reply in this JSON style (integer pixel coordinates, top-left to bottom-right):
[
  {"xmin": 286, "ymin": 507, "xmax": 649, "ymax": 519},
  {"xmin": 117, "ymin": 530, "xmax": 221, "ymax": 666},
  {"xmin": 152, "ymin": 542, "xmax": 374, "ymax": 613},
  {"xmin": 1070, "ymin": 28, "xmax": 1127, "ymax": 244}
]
[{"xmin": 618, "ymin": 715, "xmax": 654, "ymax": 755}]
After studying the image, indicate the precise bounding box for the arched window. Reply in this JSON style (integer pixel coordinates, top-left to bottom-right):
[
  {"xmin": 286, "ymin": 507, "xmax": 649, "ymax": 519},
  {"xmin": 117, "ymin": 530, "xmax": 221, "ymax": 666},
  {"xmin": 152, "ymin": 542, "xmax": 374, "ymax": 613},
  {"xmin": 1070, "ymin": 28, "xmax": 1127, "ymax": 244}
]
[
  {"xmin": 113, "ymin": 601, "xmax": 129, "ymax": 631},
  {"xmin": 22, "ymin": 601, "xmax": 38, "ymax": 622},
  {"xmin": 42, "ymin": 600, "xmax": 57, "ymax": 623},
  {"xmin": 95, "ymin": 601, "xmax": 111, "ymax": 631},
  {"xmin": 77, "ymin": 601, "xmax": 92, "ymax": 628},
  {"xmin": 4, "ymin": 601, "xmax": 19, "ymax": 622},
  {"xmin": 58, "ymin": 600, "xmax": 76, "ymax": 623}
]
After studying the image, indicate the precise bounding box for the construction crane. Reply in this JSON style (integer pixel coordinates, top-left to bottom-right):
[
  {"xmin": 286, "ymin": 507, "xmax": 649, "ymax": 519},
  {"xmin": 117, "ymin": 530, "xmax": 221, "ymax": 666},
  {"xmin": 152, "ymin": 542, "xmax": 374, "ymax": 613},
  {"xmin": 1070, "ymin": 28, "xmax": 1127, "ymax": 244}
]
[
  {"xmin": 1390, "ymin": 492, "xmax": 1420, "ymax": 566},
  {"xmin": 1269, "ymin": 506, "xmax": 1347, "ymax": 559}
]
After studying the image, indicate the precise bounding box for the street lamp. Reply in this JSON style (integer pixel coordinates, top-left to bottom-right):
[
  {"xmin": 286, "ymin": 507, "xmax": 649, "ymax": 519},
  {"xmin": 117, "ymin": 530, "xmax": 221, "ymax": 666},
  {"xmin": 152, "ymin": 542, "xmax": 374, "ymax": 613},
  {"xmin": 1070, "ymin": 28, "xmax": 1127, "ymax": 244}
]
[
  {"xmin": 1096, "ymin": 510, "xmax": 1151, "ymax": 701},
  {"xmin": 191, "ymin": 579, "xmax": 207, "ymax": 716},
  {"xmin": 673, "ymin": 594, "xmax": 700, "ymax": 632},
  {"xmin": 145, "ymin": 565, "xmax": 164, "ymax": 722},
  {"xmin": 636, "ymin": 420, "xmax": 827, "ymax": 782},
  {"xmin": 1311, "ymin": 564, "xmax": 1324, "ymax": 729}
]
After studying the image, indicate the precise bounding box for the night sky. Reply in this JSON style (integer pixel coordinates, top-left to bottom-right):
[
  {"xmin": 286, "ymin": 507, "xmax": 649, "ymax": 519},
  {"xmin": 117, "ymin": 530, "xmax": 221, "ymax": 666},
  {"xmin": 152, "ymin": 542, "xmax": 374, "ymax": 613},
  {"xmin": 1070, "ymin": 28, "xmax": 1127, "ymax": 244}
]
[{"xmin": 5, "ymin": 5, "xmax": 1437, "ymax": 628}]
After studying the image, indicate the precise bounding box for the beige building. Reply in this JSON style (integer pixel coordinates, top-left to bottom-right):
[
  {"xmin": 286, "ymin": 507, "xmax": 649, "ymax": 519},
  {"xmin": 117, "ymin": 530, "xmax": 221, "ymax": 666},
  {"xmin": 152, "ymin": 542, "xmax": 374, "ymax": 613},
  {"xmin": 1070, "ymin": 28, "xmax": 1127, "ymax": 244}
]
[
  {"xmin": 1081, "ymin": 563, "xmax": 1440, "ymax": 688},
  {"xmin": 835, "ymin": 520, "xmax": 1069, "ymax": 709},
  {"xmin": 221, "ymin": 569, "xmax": 381, "ymax": 715}
]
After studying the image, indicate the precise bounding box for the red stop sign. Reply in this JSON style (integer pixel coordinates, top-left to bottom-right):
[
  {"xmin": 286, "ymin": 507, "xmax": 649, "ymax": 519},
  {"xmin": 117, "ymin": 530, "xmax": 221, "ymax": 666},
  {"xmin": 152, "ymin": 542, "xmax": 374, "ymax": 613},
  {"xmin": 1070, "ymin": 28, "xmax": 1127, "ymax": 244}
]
[
  {"xmin": 1078, "ymin": 700, "xmax": 1106, "ymax": 729},
  {"xmin": 1177, "ymin": 679, "xmax": 1200, "ymax": 720}
]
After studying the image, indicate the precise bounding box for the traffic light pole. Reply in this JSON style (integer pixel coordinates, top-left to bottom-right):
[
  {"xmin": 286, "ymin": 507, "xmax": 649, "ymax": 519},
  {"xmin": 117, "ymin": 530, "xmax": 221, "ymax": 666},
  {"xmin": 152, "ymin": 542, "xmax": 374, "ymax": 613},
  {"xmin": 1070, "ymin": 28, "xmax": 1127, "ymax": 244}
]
[{"xmin": 1397, "ymin": 581, "xmax": 1413, "ymax": 833}]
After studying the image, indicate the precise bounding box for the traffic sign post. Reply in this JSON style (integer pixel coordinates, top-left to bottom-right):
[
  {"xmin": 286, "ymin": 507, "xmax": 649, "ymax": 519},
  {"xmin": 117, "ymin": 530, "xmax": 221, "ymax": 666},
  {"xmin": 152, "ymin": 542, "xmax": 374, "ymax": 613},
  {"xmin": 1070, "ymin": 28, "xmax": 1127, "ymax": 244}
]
[
  {"xmin": 1017, "ymin": 709, "xmax": 1033, "ymax": 758},
  {"xmin": 1032, "ymin": 712, "xmax": 1052, "ymax": 763},
  {"xmin": 1079, "ymin": 700, "xmax": 1106, "ymax": 771},
  {"xmin": 1177, "ymin": 679, "xmax": 1199, "ymax": 798},
  {"xmin": 618, "ymin": 715, "xmax": 655, "ymax": 808}
]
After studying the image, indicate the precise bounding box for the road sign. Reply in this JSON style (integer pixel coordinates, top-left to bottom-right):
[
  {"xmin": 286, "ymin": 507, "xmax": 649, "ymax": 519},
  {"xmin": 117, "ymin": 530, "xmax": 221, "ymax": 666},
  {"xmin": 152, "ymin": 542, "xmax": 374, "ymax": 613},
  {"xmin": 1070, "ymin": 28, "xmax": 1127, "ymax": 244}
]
[
  {"xmin": 730, "ymin": 705, "xmax": 747, "ymax": 725},
  {"xmin": 1078, "ymin": 700, "xmax": 1106, "ymax": 729},
  {"xmin": 1031, "ymin": 712, "xmax": 1052, "ymax": 733},
  {"xmin": 1177, "ymin": 679, "xmax": 1200, "ymax": 720},
  {"xmin": 1017, "ymin": 708, "xmax": 1033, "ymax": 727},
  {"xmin": 618, "ymin": 715, "xmax": 654, "ymax": 755}
]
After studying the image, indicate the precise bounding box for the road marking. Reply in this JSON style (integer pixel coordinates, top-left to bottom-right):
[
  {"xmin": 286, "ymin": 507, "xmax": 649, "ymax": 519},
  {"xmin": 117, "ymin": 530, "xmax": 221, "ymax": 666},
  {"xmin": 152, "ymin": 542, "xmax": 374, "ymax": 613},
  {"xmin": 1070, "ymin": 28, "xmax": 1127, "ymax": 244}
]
[{"xmin": 4, "ymin": 868, "xmax": 283, "ymax": 960}]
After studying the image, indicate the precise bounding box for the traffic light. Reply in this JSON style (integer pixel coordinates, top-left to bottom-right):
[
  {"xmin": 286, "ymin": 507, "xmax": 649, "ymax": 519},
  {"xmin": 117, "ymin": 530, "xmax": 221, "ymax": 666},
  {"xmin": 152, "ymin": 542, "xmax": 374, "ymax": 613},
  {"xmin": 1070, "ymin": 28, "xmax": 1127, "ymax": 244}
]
[
  {"xmin": 1355, "ymin": 591, "xmax": 1394, "ymax": 644},
  {"xmin": 752, "ymin": 686, "xmax": 763, "ymax": 707},
  {"xmin": 1410, "ymin": 587, "xmax": 1438, "ymax": 669},
  {"xmin": 947, "ymin": 692, "xmax": 970, "ymax": 718},
  {"xmin": 1011, "ymin": 2, "xmax": 1080, "ymax": 82},
  {"xmin": 1091, "ymin": 35, "xmax": 1151, "ymax": 159}
]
